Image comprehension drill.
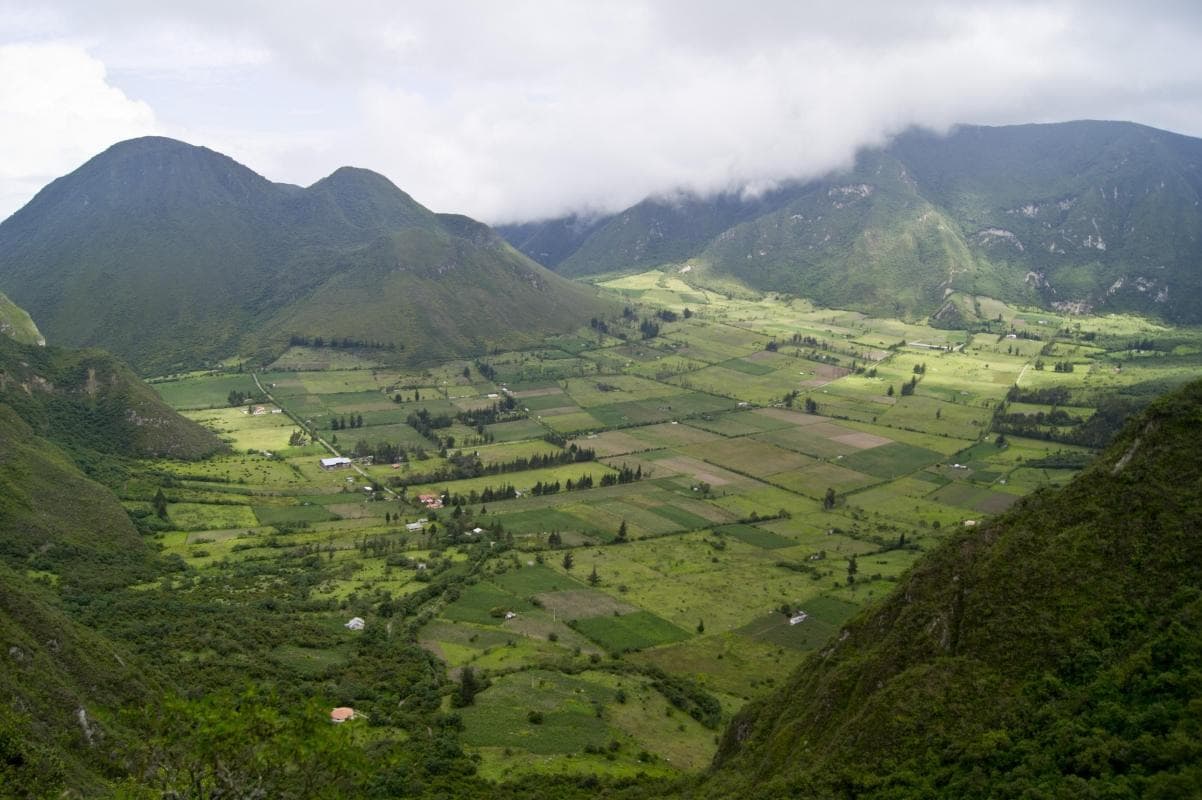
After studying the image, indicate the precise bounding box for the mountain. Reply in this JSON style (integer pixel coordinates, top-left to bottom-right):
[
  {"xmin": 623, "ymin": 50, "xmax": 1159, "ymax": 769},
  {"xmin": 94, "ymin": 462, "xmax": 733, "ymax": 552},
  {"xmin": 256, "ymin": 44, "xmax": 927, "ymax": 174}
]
[
  {"xmin": 0, "ymin": 291, "xmax": 42, "ymax": 346},
  {"xmin": 505, "ymin": 121, "xmax": 1202, "ymax": 323},
  {"xmin": 703, "ymin": 378, "xmax": 1202, "ymax": 798},
  {"xmin": 0, "ymin": 137, "xmax": 611, "ymax": 374}
]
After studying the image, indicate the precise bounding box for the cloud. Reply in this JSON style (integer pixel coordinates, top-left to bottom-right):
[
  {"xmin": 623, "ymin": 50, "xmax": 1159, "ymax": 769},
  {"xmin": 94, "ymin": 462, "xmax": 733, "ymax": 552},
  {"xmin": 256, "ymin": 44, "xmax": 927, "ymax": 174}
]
[
  {"xmin": 0, "ymin": 41, "xmax": 157, "ymax": 216},
  {"xmin": 3, "ymin": 1, "xmax": 1202, "ymax": 223}
]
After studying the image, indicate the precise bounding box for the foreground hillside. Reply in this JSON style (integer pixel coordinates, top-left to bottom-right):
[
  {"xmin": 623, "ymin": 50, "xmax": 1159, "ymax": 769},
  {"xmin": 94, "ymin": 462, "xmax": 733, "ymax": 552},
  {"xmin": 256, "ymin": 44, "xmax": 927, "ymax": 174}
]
[
  {"xmin": 0, "ymin": 404, "xmax": 158, "ymax": 795},
  {"xmin": 0, "ymin": 138, "xmax": 609, "ymax": 373},
  {"xmin": 505, "ymin": 120, "xmax": 1202, "ymax": 324},
  {"xmin": 703, "ymin": 379, "xmax": 1202, "ymax": 798}
]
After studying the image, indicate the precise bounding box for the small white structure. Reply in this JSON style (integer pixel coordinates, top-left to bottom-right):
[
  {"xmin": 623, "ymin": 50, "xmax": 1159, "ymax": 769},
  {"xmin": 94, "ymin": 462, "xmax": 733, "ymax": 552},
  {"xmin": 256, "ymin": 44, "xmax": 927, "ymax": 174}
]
[
  {"xmin": 416, "ymin": 562, "xmax": 427, "ymax": 570},
  {"xmin": 964, "ymin": 520, "xmax": 978, "ymax": 527},
  {"xmin": 321, "ymin": 456, "xmax": 352, "ymax": 470},
  {"xmin": 789, "ymin": 612, "xmax": 809, "ymax": 626},
  {"xmin": 471, "ymin": 527, "xmax": 484, "ymax": 535},
  {"xmin": 406, "ymin": 520, "xmax": 426, "ymax": 532},
  {"xmin": 504, "ymin": 611, "xmax": 517, "ymax": 620},
  {"xmin": 345, "ymin": 617, "xmax": 365, "ymax": 631}
]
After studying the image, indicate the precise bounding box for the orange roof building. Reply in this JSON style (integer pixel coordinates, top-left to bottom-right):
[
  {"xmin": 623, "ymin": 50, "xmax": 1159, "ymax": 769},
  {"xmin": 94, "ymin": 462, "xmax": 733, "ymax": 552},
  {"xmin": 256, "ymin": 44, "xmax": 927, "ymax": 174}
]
[{"xmin": 330, "ymin": 707, "xmax": 355, "ymax": 723}]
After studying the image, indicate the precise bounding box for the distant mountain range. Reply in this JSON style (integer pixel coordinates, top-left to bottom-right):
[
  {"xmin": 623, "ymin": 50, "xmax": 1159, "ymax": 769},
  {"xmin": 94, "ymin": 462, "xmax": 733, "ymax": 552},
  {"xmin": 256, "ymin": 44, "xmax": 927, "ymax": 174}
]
[
  {"xmin": 0, "ymin": 138, "xmax": 610, "ymax": 374},
  {"xmin": 501, "ymin": 121, "xmax": 1202, "ymax": 323}
]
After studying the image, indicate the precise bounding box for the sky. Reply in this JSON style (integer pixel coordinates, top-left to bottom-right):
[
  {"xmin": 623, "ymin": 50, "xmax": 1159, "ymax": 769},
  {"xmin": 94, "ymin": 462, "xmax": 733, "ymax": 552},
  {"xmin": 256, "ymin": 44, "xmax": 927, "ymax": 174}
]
[{"xmin": 3, "ymin": 1, "xmax": 1202, "ymax": 224}]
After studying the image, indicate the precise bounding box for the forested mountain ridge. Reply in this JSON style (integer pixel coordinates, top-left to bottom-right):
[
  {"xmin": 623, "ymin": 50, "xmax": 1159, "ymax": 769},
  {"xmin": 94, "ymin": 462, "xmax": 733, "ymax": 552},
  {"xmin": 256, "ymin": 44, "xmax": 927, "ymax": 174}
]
[
  {"xmin": 504, "ymin": 121, "xmax": 1202, "ymax": 323},
  {"xmin": 0, "ymin": 137, "xmax": 610, "ymax": 373},
  {"xmin": 700, "ymin": 378, "xmax": 1202, "ymax": 799}
]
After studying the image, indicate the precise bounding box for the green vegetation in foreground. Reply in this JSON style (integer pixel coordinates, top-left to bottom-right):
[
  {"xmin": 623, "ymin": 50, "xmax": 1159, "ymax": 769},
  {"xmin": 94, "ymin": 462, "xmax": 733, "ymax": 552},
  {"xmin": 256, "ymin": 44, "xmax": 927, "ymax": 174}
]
[{"xmin": 3, "ymin": 272, "xmax": 1201, "ymax": 797}]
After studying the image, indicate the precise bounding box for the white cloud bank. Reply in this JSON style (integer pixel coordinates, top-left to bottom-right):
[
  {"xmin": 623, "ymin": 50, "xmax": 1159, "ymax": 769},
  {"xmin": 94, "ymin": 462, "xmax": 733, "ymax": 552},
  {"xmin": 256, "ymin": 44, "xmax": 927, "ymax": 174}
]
[
  {"xmin": 0, "ymin": 41, "xmax": 157, "ymax": 216},
  {"xmin": 2, "ymin": 1, "xmax": 1202, "ymax": 222}
]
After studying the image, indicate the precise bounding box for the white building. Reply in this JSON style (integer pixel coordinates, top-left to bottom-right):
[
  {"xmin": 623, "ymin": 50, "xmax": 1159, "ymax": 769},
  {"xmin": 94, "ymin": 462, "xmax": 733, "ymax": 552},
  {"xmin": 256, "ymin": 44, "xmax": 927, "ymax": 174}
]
[
  {"xmin": 345, "ymin": 617, "xmax": 365, "ymax": 630},
  {"xmin": 320, "ymin": 456, "xmax": 352, "ymax": 470}
]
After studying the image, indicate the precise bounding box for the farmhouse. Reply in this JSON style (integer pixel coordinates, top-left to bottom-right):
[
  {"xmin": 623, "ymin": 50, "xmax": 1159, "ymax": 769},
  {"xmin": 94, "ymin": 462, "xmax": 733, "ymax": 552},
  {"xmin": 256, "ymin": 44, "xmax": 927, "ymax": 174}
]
[
  {"xmin": 417, "ymin": 493, "xmax": 443, "ymax": 509},
  {"xmin": 344, "ymin": 617, "xmax": 365, "ymax": 630},
  {"xmin": 320, "ymin": 456, "xmax": 352, "ymax": 470},
  {"xmin": 405, "ymin": 519, "xmax": 427, "ymax": 532},
  {"xmin": 789, "ymin": 612, "xmax": 809, "ymax": 625},
  {"xmin": 330, "ymin": 707, "xmax": 356, "ymax": 723}
]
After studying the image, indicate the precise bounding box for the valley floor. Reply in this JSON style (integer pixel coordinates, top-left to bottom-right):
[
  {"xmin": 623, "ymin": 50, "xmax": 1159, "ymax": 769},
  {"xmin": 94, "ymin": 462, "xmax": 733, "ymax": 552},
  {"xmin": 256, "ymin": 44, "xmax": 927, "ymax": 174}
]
[{"xmin": 123, "ymin": 270, "xmax": 1201, "ymax": 783}]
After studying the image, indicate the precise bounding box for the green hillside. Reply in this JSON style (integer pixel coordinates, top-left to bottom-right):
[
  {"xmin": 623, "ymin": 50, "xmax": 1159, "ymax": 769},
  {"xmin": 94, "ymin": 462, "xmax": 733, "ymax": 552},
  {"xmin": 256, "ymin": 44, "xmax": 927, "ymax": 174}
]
[
  {"xmin": 0, "ymin": 335, "xmax": 224, "ymax": 462},
  {"xmin": 0, "ymin": 292, "xmax": 42, "ymax": 346},
  {"xmin": 0, "ymin": 137, "xmax": 610, "ymax": 374},
  {"xmin": 507, "ymin": 121, "xmax": 1202, "ymax": 323},
  {"xmin": 704, "ymin": 379, "xmax": 1202, "ymax": 798}
]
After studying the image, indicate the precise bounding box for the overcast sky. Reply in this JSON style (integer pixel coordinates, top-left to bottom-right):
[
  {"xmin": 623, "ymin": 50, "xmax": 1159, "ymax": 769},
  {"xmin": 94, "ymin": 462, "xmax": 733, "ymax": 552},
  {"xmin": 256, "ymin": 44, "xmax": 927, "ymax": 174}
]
[{"xmin": 3, "ymin": 1, "xmax": 1202, "ymax": 224}]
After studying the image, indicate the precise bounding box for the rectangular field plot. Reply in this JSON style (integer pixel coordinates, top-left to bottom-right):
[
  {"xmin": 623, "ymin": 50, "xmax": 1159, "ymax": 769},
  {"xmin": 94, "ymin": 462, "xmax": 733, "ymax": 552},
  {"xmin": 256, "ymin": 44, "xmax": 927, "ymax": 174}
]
[
  {"xmin": 590, "ymin": 392, "xmax": 735, "ymax": 428},
  {"xmin": 571, "ymin": 610, "xmax": 690, "ymax": 652},
  {"xmin": 154, "ymin": 373, "xmax": 261, "ymax": 409},
  {"xmin": 755, "ymin": 425, "xmax": 868, "ymax": 459},
  {"xmin": 492, "ymin": 564, "xmax": 588, "ymax": 595},
  {"xmin": 252, "ymin": 504, "xmax": 341, "ymax": 525},
  {"xmin": 687, "ymin": 409, "xmax": 802, "ymax": 437},
  {"xmin": 540, "ymin": 411, "xmax": 605, "ymax": 435},
  {"xmin": 485, "ymin": 508, "xmax": 610, "ymax": 538},
  {"xmin": 716, "ymin": 523, "xmax": 796, "ymax": 549},
  {"xmin": 737, "ymin": 595, "xmax": 860, "ymax": 649},
  {"xmin": 562, "ymin": 375, "xmax": 681, "ymax": 407},
  {"xmin": 442, "ymin": 581, "xmax": 534, "ymax": 626},
  {"xmin": 929, "ymin": 482, "xmax": 1021, "ymax": 514},
  {"xmin": 767, "ymin": 462, "xmax": 880, "ymax": 498},
  {"xmin": 643, "ymin": 455, "xmax": 750, "ymax": 487},
  {"xmin": 537, "ymin": 589, "xmax": 637, "ymax": 619},
  {"xmin": 839, "ymin": 442, "xmax": 944, "ymax": 479},
  {"xmin": 576, "ymin": 430, "xmax": 649, "ymax": 457},
  {"xmin": 164, "ymin": 502, "xmax": 260, "ymax": 531},
  {"xmin": 484, "ymin": 418, "xmax": 551, "ymax": 442},
  {"xmin": 682, "ymin": 438, "xmax": 815, "ymax": 478}
]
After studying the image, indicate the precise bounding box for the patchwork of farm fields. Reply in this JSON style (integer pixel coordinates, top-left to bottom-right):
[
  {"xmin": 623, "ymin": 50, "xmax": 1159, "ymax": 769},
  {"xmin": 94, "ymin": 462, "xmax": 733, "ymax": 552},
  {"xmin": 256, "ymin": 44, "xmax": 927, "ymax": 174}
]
[{"xmin": 134, "ymin": 270, "xmax": 1202, "ymax": 777}]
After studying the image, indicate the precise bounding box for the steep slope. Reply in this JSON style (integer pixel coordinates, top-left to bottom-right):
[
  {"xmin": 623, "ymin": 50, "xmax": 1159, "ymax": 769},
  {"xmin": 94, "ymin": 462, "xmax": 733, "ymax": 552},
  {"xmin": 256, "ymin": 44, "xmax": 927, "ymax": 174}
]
[
  {"xmin": 705, "ymin": 379, "xmax": 1202, "ymax": 799},
  {"xmin": 0, "ymin": 334, "xmax": 224, "ymax": 461},
  {"xmin": 510, "ymin": 121, "xmax": 1202, "ymax": 322},
  {"xmin": 0, "ymin": 404, "xmax": 157, "ymax": 797},
  {"xmin": 0, "ymin": 291, "xmax": 42, "ymax": 346},
  {"xmin": 0, "ymin": 137, "xmax": 610, "ymax": 373}
]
